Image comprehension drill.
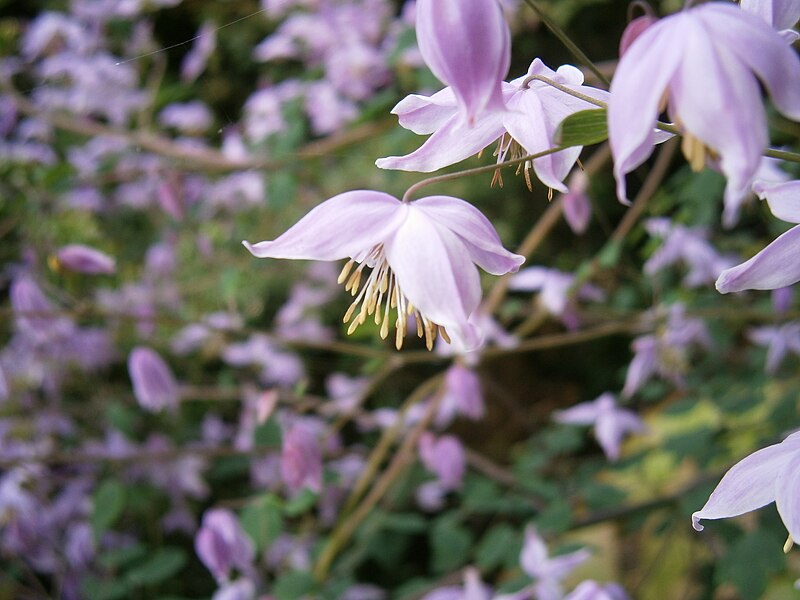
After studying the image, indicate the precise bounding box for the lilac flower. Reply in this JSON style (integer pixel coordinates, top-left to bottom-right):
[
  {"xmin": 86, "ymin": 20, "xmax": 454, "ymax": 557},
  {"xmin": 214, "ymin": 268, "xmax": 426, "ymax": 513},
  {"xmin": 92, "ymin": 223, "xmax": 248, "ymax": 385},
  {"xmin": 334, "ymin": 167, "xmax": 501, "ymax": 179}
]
[
  {"xmin": 717, "ymin": 180, "xmax": 800, "ymax": 293},
  {"xmin": 182, "ymin": 22, "xmax": 217, "ymax": 83},
  {"xmin": 418, "ymin": 432, "xmax": 466, "ymax": 490},
  {"xmin": 420, "ymin": 567, "xmax": 492, "ymax": 600},
  {"xmin": 55, "ymin": 244, "xmax": 116, "ymax": 275},
  {"xmin": 212, "ymin": 579, "xmax": 256, "ymax": 600},
  {"xmin": 740, "ymin": 0, "xmax": 800, "ymax": 41},
  {"xmin": 608, "ymin": 3, "xmax": 800, "ymax": 208},
  {"xmin": 304, "ymin": 81, "xmax": 359, "ymax": 135},
  {"xmin": 158, "ymin": 101, "xmax": 213, "ymax": 134},
  {"xmin": 281, "ymin": 423, "xmax": 323, "ymax": 495},
  {"xmin": 10, "ymin": 278, "xmax": 73, "ymax": 340},
  {"xmin": 692, "ymin": 431, "xmax": 800, "ymax": 545},
  {"xmin": 497, "ymin": 526, "xmax": 590, "ymax": 600},
  {"xmin": 195, "ymin": 508, "xmax": 255, "ymax": 582},
  {"xmin": 622, "ymin": 304, "xmax": 710, "ymax": 398},
  {"xmin": 773, "ymin": 286, "xmax": 794, "ymax": 314},
  {"xmin": 561, "ymin": 170, "xmax": 592, "ymax": 234},
  {"xmin": 564, "ymin": 581, "xmax": 630, "ymax": 600},
  {"xmin": 243, "ymin": 191, "xmax": 524, "ymax": 351},
  {"xmin": 127, "ymin": 347, "xmax": 179, "ymax": 412},
  {"xmin": 554, "ymin": 393, "xmax": 646, "ymax": 461},
  {"xmin": 509, "ymin": 266, "xmax": 605, "ymax": 328},
  {"xmin": 377, "ymin": 59, "xmax": 609, "ymax": 192},
  {"xmin": 222, "ymin": 334, "xmax": 304, "ymax": 387},
  {"xmin": 415, "ymin": 0, "xmax": 510, "ymax": 123},
  {"xmin": 748, "ymin": 323, "xmax": 800, "ymax": 373},
  {"xmin": 643, "ymin": 218, "xmax": 735, "ymax": 288},
  {"xmin": 436, "ymin": 364, "xmax": 485, "ymax": 428}
]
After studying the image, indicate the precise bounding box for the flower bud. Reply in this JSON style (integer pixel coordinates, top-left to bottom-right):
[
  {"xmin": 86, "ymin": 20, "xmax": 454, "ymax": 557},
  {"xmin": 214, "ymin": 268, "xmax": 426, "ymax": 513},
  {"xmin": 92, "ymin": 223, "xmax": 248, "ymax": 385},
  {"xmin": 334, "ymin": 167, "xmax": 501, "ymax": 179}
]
[
  {"xmin": 281, "ymin": 423, "xmax": 323, "ymax": 495},
  {"xmin": 128, "ymin": 347, "xmax": 179, "ymax": 412},
  {"xmin": 56, "ymin": 244, "xmax": 116, "ymax": 275},
  {"xmin": 195, "ymin": 508, "xmax": 255, "ymax": 582}
]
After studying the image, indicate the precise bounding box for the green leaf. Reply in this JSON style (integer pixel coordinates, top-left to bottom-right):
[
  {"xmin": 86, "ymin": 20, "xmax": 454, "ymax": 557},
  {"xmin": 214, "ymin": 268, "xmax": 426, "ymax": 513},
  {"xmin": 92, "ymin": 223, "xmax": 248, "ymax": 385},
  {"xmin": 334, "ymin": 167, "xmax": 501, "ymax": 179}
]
[
  {"xmin": 273, "ymin": 571, "xmax": 317, "ymax": 600},
  {"xmin": 554, "ymin": 108, "xmax": 608, "ymax": 147},
  {"xmin": 284, "ymin": 488, "xmax": 318, "ymax": 517},
  {"xmin": 125, "ymin": 548, "xmax": 187, "ymax": 587},
  {"xmin": 716, "ymin": 530, "xmax": 785, "ymax": 600},
  {"xmin": 81, "ymin": 575, "xmax": 132, "ymax": 600},
  {"xmin": 97, "ymin": 543, "xmax": 147, "ymax": 570},
  {"xmin": 430, "ymin": 515, "xmax": 473, "ymax": 574},
  {"xmin": 91, "ymin": 480, "xmax": 126, "ymax": 541},
  {"xmin": 240, "ymin": 494, "xmax": 283, "ymax": 551},
  {"xmin": 476, "ymin": 524, "xmax": 519, "ymax": 570}
]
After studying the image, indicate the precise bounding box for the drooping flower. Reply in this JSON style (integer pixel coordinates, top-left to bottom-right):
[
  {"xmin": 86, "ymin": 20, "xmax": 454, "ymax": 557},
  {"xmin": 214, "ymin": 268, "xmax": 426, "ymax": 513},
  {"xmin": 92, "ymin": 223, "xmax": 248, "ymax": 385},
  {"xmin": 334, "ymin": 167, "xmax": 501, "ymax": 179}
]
[
  {"xmin": 608, "ymin": 3, "xmax": 800, "ymax": 208},
  {"xmin": 561, "ymin": 169, "xmax": 592, "ymax": 234},
  {"xmin": 376, "ymin": 59, "xmax": 609, "ymax": 192},
  {"xmin": 643, "ymin": 218, "xmax": 735, "ymax": 288},
  {"xmin": 127, "ymin": 347, "xmax": 179, "ymax": 413},
  {"xmin": 55, "ymin": 244, "xmax": 116, "ymax": 275},
  {"xmin": 195, "ymin": 508, "xmax": 255, "ymax": 582},
  {"xmin": 496, "ymin": 525, "xmax": 590, "ymax": 600},
  {"xmin": 747, "ymin": 323, "xmax": 800, "ymax": 373},
  {"xmin": 564, "ymin": 581, "xmax": 630, "ymax": 600},
  {"xmin": 415, "ymin": 0, "xmax": 510, "ymax": 123},
  {"xmin": 418, "ymin": 432, "xmax": 466, "ymax": 491},
  {"xmin": 181, "ymin": 21, "xmax": 216, "ymax": 83},
  {"xmin": 622, "ymin": 304, "xmax": 710, "ymax": 398},
  {"xmin": 419, "ymin": 567, "xmax": 492, "ymax": 600},
  {"xmin": 692, "ymin": 431, "xmax": 800, "ymax": 547},
  {"xmin": 554, "ymin": 393, "xmax": 646, "ymax": 461},
  {"xmin": 281, "ymin": 423, "xmax": 324, "ymax": 495},
  {"xmin": 243, "ymin": 191, "xmax": 524, "ymax": 351},
  {"xmin": 717, "ymin": 180, "xmax": 800, "ymax": 293},
  {"xmin": 436, "ymin": 364, "xmax": 485, "ymax": 428}
]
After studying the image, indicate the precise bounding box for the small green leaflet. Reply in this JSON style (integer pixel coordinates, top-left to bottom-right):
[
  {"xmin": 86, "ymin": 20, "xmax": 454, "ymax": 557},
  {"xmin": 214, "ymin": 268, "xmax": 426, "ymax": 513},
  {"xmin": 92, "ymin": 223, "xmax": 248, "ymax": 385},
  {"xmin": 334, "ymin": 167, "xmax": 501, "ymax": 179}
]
[{"xmin": 554, "ymin": 108, "xmax": 608, "ymax": 147}]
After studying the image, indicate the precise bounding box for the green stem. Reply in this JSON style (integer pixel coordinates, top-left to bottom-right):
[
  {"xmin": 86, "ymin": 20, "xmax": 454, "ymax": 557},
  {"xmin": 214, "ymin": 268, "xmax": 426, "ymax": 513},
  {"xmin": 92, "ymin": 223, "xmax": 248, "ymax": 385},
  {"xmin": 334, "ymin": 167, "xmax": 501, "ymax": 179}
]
[
  {"xmin": 521, "ymin": 0, "xmax": 611, "ymax": 86},
  {"xmin": 401, "ymin": 146, "xmax": 566, "ymax": 202}
]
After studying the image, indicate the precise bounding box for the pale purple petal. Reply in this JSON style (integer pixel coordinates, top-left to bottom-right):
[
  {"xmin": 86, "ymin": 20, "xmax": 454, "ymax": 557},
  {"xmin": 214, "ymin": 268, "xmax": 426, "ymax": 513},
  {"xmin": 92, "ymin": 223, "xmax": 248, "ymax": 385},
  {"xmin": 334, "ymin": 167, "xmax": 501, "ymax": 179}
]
[
  {"xmin": 56, "ymin": 244, "xmax": 116, "ymax": 275},
  {"xmin": 619, "ymin": 15, "xmax": 658, "ymax": 57},
  {"xmin": 741, "ymin": 0, "xmax": 800, "ymax": 30},
  {"xmin": 668, "ymin": 17, "xmax": 767, "ymax": 209},
  {"xmin": 755, "ymin": 180, "xmax": 800, "ymax": 224},
  {"xmin": 504, "ymin": 90, "xmax": 580, "ymax": 193},
  {"xmin": 375, "ymin": 112, "xmax": 504, "ymax": 172},
  {"xmin": 520, "ymin": 525, "xmax": 549, "ymax": 578},
  {"xmin": 414, "ymin": 195, "xmax": 524, "ymax": 275},
  {"xmin": 416, "ymin": 0, "xmax": 510, "ymax": 122},
  {"xmin": 776, "ymin": 452, "xmax": 800, "ymax": 543},
  {"xmin": 716, "ymin": 224, "xmax": 800, "ymax": 293},
  {"xmin": 703, "ymin": 5, "xmax": 800, "ymax": 121},
  {"xmin": 554, "ymin": 402, "xmax": 602, "ymax": 425},
  {"xmin": 243, "ymin": 191, "xmax": 402, "ymax": 260},
  {"xmin": 281, "ymin": 423, "xmax": 323, "ymax": 495},
  {"xmin": 391, "ymin": 87, "xmax": 458, "ymax": 135},
  {"xmin": 692, "ymin": 438, "xmax": 800, "ymax": 531},
  {"xmin": 195, "ymin": 508, "xmax": 255, "ymax": 582},
  {"xmin": 385, "ymin": 208, "xmax": 482, "ymax": 349},
  {"xmin": 545, "ymin": 548, "xmax": 592, "ymax": 580},
  {"xmin": 609, "ymin": 19, "xmax": 684, "ymax": 202}
]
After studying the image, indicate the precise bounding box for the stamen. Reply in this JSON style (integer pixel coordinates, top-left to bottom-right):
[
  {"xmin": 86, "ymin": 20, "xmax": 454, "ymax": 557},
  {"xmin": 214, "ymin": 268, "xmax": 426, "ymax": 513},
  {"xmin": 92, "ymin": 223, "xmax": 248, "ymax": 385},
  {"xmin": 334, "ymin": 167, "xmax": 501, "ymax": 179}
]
[
  {"xmin": 439, "ymin": 326, "xmax": 451, "ymax": 344},
  {"xmin": 338, "ymin": 245, "xmax": 449, "ymax": 351},
  {"xmin": 337, "ymin": 259, "xmax": 355, "ymax": 284},
  {"xmin": 784, "ymin": 534, "xmax": 794, "ymax": 554}
]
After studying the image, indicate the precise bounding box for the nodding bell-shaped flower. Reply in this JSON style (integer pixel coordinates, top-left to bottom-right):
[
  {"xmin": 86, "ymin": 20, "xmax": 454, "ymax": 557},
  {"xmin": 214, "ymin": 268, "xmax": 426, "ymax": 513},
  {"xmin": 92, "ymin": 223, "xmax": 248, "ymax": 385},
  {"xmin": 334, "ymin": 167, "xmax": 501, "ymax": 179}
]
[
  {"xmin": 128, "ymin": 347, "xmax": 179, "ymax": 413},
  {"xmin": 416, "ymin": 0, "xmax": 510, "ymax": 124},
  {"xmin": 243, "ymin": 191, "xmax": 524, "ymax": 351},
  {"xmin": 608, "ymin": 2, "xmax": 800, "ymax": 208}
]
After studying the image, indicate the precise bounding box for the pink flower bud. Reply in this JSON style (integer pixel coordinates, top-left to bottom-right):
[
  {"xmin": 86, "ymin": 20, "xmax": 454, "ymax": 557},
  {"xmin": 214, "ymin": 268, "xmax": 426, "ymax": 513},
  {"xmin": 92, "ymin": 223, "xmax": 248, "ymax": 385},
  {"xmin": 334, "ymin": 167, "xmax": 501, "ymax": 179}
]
[
  {"xmin": 56, "ymin": 244, "xmax": 116, "ymax": 275},
  {"xmin": 281, "ymin": 424, "xmax": 323, "ymax": 495},
  {"xmin": 127, "ymin": 347, "xmax": 179, "ymax": 412},
  {"xmin": 619, "ymin": 14, "xmax": 658, "ymax": 57}
]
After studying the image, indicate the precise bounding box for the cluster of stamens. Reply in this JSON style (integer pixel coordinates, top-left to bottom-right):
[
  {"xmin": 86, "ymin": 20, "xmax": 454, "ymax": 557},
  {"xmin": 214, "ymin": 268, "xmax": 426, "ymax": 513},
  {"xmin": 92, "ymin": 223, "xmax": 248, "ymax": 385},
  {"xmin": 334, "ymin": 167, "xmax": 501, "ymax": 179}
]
[
  {"xmin": 490, "ymin": 133, "xmax": 554, "ymax": 198},
  {"xmin": 337, "ymin": 245, "xmax": 451, "ymax": 351}
]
